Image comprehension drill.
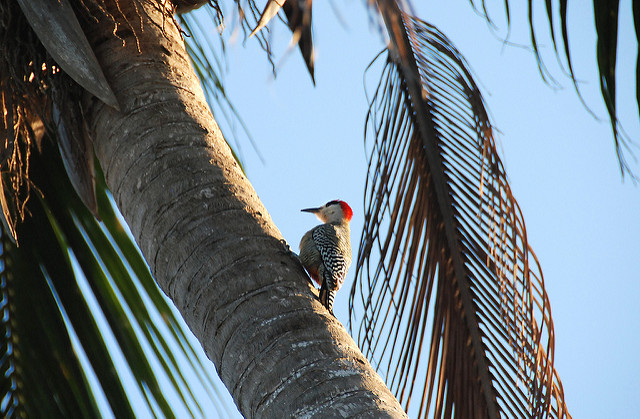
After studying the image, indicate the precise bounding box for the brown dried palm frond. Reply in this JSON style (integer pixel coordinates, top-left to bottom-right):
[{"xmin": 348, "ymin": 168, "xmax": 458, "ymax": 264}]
[
  {"xmin": 0, "ymin": 0, "xmax": 56, "ymax": 241},
  {"xmin": 349, "ymin": 4, "xmax": 570, "ymax": 418},
  {"xmin": 0, "ymin": 0, "xmax": 111, "ymax": 241}
]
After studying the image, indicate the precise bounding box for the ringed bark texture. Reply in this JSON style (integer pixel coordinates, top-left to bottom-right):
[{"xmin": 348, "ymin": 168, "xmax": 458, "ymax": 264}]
[{"xmin": 79, "ymin": 0, "xmax": 405, "ymax": 417}]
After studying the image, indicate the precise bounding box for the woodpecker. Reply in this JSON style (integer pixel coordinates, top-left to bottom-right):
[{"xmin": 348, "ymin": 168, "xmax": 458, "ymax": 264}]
[{"xmin": 299, "ymin": 200, "xmax": 353, "ymax": 314}]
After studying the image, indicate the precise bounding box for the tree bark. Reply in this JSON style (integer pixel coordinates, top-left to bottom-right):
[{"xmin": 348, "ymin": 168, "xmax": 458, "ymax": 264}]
[{"xmin": 80, "ymin": 0, "xmax": 405, "ymax": 417}]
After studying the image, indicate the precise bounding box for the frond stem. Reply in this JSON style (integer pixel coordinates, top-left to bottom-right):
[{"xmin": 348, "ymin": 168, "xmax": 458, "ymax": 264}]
[{"xmin": 375, "ymin": 1, "xmax": 499, "ymax": 417}]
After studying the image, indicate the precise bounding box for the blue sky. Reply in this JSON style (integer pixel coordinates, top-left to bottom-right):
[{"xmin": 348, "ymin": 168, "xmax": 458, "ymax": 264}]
[{"xmin": 191, "ymin": 0, "xmax": 640, "ymax": 417}]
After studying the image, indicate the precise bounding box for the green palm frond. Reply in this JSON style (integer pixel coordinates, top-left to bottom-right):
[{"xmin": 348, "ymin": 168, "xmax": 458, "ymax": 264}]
[
  {"xmin": 350, "ymin": 3, "xmax": 569, "ymax": 418},
  {"xmin": 0, "ymin": 140, "xmax": 232, "ymax": 417},
  {"xmin": 472, "ymin": 0, "xmax": 636, "ymax": 176},
  {"xmin": 2, "ymin": 229, "xmax": 105, "ymax": 418},
  {"xmin": 248, "ymin": 0, "xmax": 314, "ymax": 81}
]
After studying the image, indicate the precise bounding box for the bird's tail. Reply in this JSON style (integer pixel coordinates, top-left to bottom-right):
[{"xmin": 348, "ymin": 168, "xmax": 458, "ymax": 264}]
[{"xmin": 319, "ymin": 282, "xmax": 335, "ymax": 315}]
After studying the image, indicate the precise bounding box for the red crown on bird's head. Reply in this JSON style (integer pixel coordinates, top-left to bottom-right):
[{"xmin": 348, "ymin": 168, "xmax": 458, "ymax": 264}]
[{"xmin": 334, "ymin": 200, "xmax": 353, "ymax": 222}]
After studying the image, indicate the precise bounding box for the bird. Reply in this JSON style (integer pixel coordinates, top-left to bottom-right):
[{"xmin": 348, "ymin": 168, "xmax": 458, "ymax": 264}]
[{"xmin": 299, "ymin": 200, "xmax": 352, "ymax": 314}]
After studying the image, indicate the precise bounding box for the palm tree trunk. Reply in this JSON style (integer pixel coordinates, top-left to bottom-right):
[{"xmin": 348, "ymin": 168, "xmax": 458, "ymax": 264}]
[{"xmin": 79, "ymin": 0, "xmax": 405, "ymax": 417}]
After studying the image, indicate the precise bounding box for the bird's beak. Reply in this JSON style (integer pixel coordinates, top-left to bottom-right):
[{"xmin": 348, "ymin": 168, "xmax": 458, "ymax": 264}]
[{"xmin": 301, "ymin": 207, "xmax": 321, "ymax": 213}]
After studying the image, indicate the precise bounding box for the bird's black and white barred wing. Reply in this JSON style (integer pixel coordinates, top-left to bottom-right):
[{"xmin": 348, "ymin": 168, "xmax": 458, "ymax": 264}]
[{"xmin": 312, "ymin": 224, "xmax": 349, "ymax": 291}]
